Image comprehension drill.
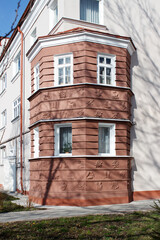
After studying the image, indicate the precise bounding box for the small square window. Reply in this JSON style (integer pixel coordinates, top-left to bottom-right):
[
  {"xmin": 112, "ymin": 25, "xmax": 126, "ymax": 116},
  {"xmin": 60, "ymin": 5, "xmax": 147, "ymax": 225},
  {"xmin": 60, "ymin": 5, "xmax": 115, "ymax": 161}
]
[
  {"xmin": 54, "ymin": 54, "xmax": 73, "ymax": 86},
  {"xmin": 98, "ymin": 123, "xmax": 115, "ymax": 155},
  {"xmin": 54, "ymin": 124, "xmax": 72, "ymax": 156},
  {"xmin": 98, "ymin": 54, "xmax": 116, "ymax": 86}
]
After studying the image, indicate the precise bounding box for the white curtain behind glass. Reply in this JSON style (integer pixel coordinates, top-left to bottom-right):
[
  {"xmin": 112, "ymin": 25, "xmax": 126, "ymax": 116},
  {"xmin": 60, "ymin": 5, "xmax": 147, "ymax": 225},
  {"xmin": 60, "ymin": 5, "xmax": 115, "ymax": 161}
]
[
  {"xmin": 80, "ymin": 0, "xmax": 99, "ymax": 24},
  {"xmin": 99, "ymin": 127, "xmax": 110, "ymax": 153}
]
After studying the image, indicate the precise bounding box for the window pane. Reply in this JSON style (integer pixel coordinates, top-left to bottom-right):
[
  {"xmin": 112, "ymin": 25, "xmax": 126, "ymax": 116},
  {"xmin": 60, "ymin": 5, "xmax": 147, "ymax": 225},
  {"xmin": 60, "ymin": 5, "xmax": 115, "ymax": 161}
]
[
  {"xmin": 65, "ymin": 67, "xmax": 71, "ymax": 84},
  {"xmin": 58, "ymin": 68, "xmax": 63, "ymax": 84},
  {"xmin": 60, "ymin": 127, "xmax": 72, "ymax": 153},
  {"xmin": 106, "ymin": 76, "xmax": 111, "ymax": 84},
  {"xmin": 99, "ymin": 127, "xmax": 110, "ymax": 154},
  {"xmin": 99, "ymin": 57, "xmax": 104, "ymax": 64},
  {"xmin": 106, "ymin": 58, "xmax": 111, "ymax": 64},
  {"xmin": 100, "ymin": 67, "xmax": 104, "ymax": 75},
  {"xmin": 106, "ymin": 68, "xmax": 111, "ymax": 76},
  {"xmin": 58, "ymin": 58, "xmax": 64, "ymax": 65},
  {"xmin": 100, "ymin": 75, "xmax": 104, "ymax": 84},
  {"xmin": 65, "ymin": 57, "xmax": 71, "ymax": 64}
]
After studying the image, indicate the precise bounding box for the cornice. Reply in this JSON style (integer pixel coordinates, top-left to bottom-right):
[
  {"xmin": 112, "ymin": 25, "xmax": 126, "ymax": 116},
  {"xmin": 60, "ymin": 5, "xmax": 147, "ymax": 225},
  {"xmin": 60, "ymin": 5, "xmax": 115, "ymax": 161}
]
[{"xmin": 27, "ymin": 30, "xmax": 136, "ymax": 62}]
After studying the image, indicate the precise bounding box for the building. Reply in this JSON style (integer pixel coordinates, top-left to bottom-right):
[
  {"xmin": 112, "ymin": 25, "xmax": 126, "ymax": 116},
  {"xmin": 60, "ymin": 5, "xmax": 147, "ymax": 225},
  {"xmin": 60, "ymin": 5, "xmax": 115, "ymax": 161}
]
[{"xmin": 0, "ymin": 0, "xmax": 159, "ymax": 206}]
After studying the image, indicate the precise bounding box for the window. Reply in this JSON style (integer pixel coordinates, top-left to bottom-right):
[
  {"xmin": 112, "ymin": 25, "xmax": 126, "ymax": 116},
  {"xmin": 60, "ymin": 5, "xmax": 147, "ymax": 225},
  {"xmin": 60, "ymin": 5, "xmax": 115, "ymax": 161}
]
[
  {"xmin": 80, "ymin": 0, "xmax": 99, "ymax": 24},
  {"xmin": 98, "ymin": 123, "xmax": 115, "ymax": 155},
  {"xmin": 54, "ymin": 54, "xmax": 73, "ymax": 86},
  {"xmin": 0, "ymin": 73, "xmax": 7, "ymax": 94},
  {"xmin": 0, "ymin": 147, "xmax": 6, "ymax": 165},
  {"xmin": 30, "ymin": 28, "xmax": 37, "ymax": 46},
  {"xmin": 34, "ymin": 127, "xmax": 39, "ymax": 158},
  {"xmin": 49, "ymin": 0, "xmax": 58, "ymax": 30},
  {"xmin": 54, "ymin": 124, "xmax": 72, "ymax": 156},
  {"xmin": 97, "ymin": 54, "xmax": 116, "ymax": 85},
  {"xmin": 14, "ymin": 52, "xmax": 20, "ymax": 76},
  {"xmin": 1, "ymin": 109, "xmax": 7, "ymax": 129},
  {"xmin": 13, "ymin": 97, "xmax": 20, "ymax": 119},
  {"xmin": 34, "ymin": 64, "xmax": 39, "ymax": 91}
]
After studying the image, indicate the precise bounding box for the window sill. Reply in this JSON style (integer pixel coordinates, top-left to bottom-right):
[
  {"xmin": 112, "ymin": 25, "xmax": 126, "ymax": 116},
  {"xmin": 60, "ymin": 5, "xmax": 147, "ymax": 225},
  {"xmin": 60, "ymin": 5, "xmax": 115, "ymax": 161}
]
[
  {"xmin": 11, "ymin": 71, "xmax": 20, "ymax": 83},
  {"xmin": 11, "ymin": 116, "xmax": 20, "ymax": 123},
  {"xmin": 57, "ymin": 153, "xmax": 72, "ymax": 157},
  {"xmin": 0, "ymin": 89, "xmax": 6, "ymax": 97},
  {"xmin": 98, "ymin": 153, "xmax": 116, "ymax": 156}
]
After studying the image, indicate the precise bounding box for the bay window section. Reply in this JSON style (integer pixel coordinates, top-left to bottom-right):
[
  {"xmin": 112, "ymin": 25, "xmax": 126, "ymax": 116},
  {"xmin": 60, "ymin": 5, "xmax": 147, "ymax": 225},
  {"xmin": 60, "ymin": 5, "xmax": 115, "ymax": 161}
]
[{"xmin": 98, "ymin": 123, "xmax": 115, "ymax": 155}]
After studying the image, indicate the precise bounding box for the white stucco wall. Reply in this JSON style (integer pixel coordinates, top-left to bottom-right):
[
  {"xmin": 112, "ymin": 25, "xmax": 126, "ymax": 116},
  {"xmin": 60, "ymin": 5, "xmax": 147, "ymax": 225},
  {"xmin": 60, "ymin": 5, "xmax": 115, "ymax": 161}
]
[{"xmin": 103, "ymin": 0, "xmax": 160, "ymax": 192}]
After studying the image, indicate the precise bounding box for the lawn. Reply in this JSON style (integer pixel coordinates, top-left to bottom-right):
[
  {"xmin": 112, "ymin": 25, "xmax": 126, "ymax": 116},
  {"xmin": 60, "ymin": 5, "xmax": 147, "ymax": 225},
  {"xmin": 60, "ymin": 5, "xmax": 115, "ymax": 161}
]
[
  {"xmin": 0, "ymin": 211, "xmax": 160, "ymax": 239},
  {"xmin": 0, "ymin": 192, "xmax": 35, "ymax": 213}
]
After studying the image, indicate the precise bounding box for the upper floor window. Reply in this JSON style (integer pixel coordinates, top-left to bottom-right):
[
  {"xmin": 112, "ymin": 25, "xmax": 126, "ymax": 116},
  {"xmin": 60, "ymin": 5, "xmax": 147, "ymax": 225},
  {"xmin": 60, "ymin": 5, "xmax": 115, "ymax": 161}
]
[
  {"xmin": 97, "ymin": 54, "xmax": 116, "ymax": 86},
  {"xmin": 49, "ymin": 0, "xmax": 58, "ymax": 30},
  {"xmin": 14, "ymin": 52, "xmax": 20, "ymax": 76},
  {"xmin": 54, "ymin": 124, "xmax": 72, "ymax": 156},
  {"xmin": 54, "ymin": 53, "xmax": 73, "ymax": 86},
  {"xmin": 34, "ymin": 64, "xmax": 39, "ymax": 92},
  {"xmin": 0, "ymin": 73, "xmax": 7, "ymax": 94},
  {"xmin": 80, "ymin": 0, "xmax": 99, "ymax": 24},
  {"xmin": 13, "ymin": 97, "xmax": 20, "ymax": 120},
  {"xmin": 98, "ymin": 123, "xmax": 115, "ymax": 156},
  {"xmin": 0, "ymin": 147, "xmax": 6, "ymax": 165},
  {"xmin": 30, "ymin": 28, "xmax": 37, "ymax": 46},
  {"xmin": 1, "ymin": 109, "xmax": 7, "ymax": 129}
]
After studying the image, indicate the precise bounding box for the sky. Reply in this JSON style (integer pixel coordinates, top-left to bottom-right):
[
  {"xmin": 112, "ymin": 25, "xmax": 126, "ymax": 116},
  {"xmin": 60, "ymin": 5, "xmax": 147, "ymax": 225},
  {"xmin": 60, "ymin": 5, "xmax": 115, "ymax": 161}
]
[{"xmin": 0, "ymin": 0, "xmax": 29, "ymax": 37}]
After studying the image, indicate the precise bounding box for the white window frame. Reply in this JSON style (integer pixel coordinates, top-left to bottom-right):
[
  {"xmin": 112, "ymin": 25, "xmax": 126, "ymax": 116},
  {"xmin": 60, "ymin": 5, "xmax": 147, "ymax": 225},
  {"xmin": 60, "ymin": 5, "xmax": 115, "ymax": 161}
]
[
  {"xmin": 54, "ymin": 53, "xmax": 73, "ymax": 86},
  {"xmin": 14, "ymin": 52, "xmax": 20, "ymax": 76},
  {"xmin": 30, "ymin": 28, "xmax": 37, "ymax": 46},
  {"xmin": 54, "ymin": 123, "xmax": 72, "ymax": 156},
  {"xmin": 0, "ymin": 147, "xmax": 6, "ymax": 165},
  {"xmin": 34, "ymin": 63, "xmax": 39, "ymax": 92},
  {"xmin": 0, "ymin": 73, "xmax": 7, "ymax": 94},
  {"xmin": 1, "ymin": 109, "xmax": 7, "ymax": 129},
  {"xmin": 34, "ymin": 127, "xmax": 39, "ymax": 158},
  {"xmin": 98, "ymin": 123, "xmax": 115, "ymax": 156},
  {"xmin": 97, "ymin": 53, "xmax": 116, "ymax": 86},
  {"xmin": 13, "ymin": 96, "xmax": 20, "ymax": 120},
  {"xmin": 48, "ymin": 0, "xmax": 58, "ymax": 31}
]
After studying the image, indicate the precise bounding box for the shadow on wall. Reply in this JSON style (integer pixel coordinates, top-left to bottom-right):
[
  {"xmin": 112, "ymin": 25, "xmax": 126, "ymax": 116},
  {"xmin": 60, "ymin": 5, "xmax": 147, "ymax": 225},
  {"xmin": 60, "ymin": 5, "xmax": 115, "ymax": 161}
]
[{"xmin": 104, "ymin": 0, "xmax": 160, "ymax": 190}]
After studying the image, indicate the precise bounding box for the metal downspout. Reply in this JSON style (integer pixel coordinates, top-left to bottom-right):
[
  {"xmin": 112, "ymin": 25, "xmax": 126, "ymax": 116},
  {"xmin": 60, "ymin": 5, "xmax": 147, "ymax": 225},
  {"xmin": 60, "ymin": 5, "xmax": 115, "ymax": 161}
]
[{"xmin": 17, "ymin": 27, "xmax": 24, "ymax": 194}]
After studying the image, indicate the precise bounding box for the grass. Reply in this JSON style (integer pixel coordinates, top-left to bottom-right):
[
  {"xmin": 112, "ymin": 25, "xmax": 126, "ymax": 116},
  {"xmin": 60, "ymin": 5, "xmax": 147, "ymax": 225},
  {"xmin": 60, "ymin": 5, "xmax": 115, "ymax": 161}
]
[
  {"xmin": 0, "ymin": 211, "xmax": 160, "ymax": 239},
  {"xmin": 0, "ymin": 192, "xmax": 35, "ymax": 213}
]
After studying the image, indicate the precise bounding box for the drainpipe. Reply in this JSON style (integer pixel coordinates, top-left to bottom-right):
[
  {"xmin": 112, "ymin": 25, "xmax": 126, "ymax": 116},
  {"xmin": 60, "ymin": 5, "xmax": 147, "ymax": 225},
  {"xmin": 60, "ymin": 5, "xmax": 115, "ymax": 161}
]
[{"xmin": 17, "ymin": 27, "xmax": 24, "ymax": 194}]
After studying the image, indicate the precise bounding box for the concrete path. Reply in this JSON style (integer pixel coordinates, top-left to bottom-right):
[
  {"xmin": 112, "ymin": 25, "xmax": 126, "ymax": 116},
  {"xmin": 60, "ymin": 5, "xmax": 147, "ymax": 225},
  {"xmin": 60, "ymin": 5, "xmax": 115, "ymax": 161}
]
[{"xmin": 0, "ymin": 192, "xmax": 157, "ymax": 223}]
